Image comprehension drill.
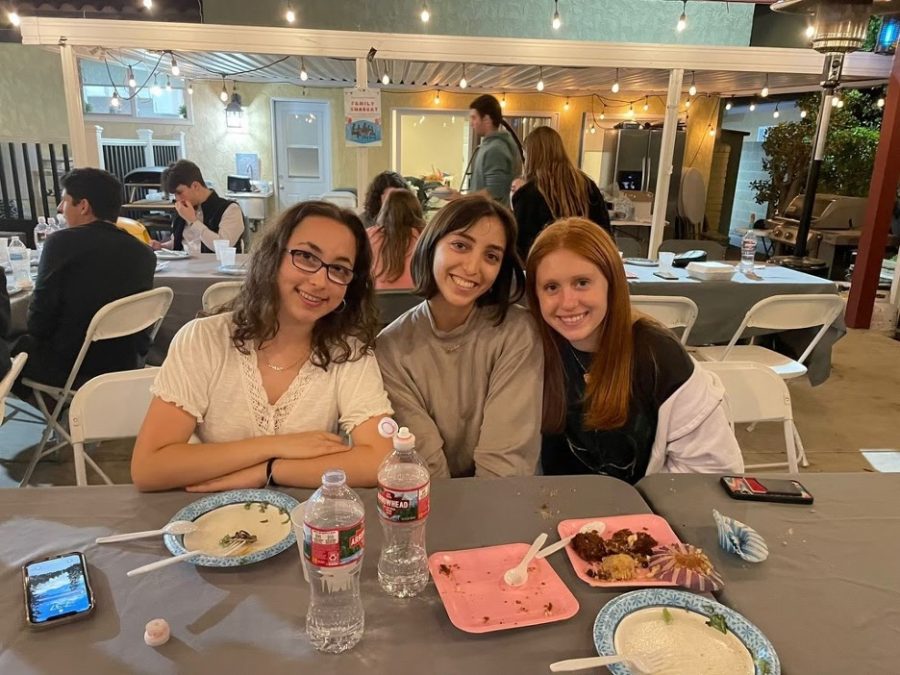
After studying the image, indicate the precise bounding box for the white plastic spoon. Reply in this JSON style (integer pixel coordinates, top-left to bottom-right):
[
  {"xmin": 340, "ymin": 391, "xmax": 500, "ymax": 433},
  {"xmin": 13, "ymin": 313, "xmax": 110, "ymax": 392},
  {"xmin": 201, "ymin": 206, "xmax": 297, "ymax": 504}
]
[
  {"xmin": 96, "ymin": 520, "xmax": 198, "ymax": 544},
  {"xmin": 537, "ymin": 520, "xmax": 607, "ymax": 560},
  {"xmin": 503, "ymin": 533, "xmax": 548, "ymax": 586},
  {"xmin": 126, "ymin": 540, "xmax": 247, "ymax": 577}
]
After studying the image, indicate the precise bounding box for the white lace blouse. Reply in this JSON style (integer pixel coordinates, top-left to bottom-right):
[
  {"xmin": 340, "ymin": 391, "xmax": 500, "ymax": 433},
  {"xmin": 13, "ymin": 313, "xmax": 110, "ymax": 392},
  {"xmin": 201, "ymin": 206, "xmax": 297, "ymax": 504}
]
[{"xmin": 151, "ymin": 313, "xmax": 393, "ymax": 442}]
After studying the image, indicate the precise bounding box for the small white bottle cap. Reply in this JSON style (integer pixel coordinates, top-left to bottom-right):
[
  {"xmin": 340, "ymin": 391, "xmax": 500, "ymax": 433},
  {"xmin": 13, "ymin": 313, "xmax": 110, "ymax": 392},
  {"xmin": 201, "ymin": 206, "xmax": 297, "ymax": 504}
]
[{"xmin": 394, "ymin": 426, "xmax": 416, "ymax": 451}]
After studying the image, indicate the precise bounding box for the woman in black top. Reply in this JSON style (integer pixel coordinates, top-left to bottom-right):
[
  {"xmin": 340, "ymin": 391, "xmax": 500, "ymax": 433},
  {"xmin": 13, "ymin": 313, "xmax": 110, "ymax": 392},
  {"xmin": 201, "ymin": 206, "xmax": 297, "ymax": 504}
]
[{"xmin": 512, "ymin": 126, "xmax": 610, "ymax": 260}]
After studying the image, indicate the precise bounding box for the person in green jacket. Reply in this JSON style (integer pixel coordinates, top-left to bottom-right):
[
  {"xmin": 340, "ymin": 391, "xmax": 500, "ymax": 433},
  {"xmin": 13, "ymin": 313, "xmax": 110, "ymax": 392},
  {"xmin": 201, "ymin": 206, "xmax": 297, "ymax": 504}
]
[{"xmin": 446, "ymin": 94, "xmax": 523, "ymax": 207}]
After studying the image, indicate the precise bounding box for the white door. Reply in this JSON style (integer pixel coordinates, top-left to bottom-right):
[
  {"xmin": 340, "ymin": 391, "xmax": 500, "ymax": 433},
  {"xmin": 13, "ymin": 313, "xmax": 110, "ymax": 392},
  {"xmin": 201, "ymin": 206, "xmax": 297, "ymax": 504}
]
[{"xmin": 273, "ymin": 99, "xmax": 332, "ymax": 209}]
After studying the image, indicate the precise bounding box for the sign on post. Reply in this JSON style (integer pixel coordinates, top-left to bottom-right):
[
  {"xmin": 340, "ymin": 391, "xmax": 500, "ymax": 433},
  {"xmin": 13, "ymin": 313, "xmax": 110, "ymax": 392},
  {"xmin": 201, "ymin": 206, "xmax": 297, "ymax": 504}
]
[{"xmin": 344, "ymin": 88, "xmax": 382, "ymax": 147}]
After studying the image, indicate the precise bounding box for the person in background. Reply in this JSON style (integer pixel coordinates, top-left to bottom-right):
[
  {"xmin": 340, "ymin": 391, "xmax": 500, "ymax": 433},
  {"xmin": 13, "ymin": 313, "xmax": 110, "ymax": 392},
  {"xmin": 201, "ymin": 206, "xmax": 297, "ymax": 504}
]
[
  {"xmin": 445, "ymin": 94, "xmax": 523, "ymax": 207},
  {"xmin": 12, "ymin": 168, "xmax": 156, "ymax": 390},
  {"xmin": 376, "ymin": 195, "xmax": 542, "ymax": 478},
  {"xmin": 367, "ymin": 189, "xmax": 425, "ymax": 290},
  {"xmin": 362, "ymin": 171, "xmax": 408, "ymax": 228},
  {"xmin": 131, "ymin": 201, "xmax": 394, "ymax": 492},
  {"xmin": 513, "ymin": 126, "xmax": 611, "ymax": 260},
  {"xmin": 526, "ymin": 218, "xmax": 743, "ymax": 483},
  {"xmin": 153, "ymin": 159, "xmax": 244, "ymax": 253}
]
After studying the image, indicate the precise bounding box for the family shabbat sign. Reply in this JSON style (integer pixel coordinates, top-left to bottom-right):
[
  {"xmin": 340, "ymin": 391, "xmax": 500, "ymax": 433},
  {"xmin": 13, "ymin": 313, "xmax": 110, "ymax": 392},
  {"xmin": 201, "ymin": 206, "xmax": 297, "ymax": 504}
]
[{"xmin": 344, "ymin": 88, "xmax": 382, "ymax": 147}]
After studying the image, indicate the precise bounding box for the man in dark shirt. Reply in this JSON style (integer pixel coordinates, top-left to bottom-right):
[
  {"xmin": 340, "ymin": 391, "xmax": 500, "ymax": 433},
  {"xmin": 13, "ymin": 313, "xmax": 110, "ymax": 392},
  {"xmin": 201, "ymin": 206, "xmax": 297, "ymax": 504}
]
[{"xmin": 12, "ymin": 168, "xmax": 156, "ymax": 389}]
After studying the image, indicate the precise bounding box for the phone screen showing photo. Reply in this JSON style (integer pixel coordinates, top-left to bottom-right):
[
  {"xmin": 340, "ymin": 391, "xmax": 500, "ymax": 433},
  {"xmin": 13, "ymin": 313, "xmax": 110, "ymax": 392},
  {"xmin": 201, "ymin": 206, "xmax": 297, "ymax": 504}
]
[{"xmin": 25, "ymin": 554, "xmax": 91, "ymax": 625}]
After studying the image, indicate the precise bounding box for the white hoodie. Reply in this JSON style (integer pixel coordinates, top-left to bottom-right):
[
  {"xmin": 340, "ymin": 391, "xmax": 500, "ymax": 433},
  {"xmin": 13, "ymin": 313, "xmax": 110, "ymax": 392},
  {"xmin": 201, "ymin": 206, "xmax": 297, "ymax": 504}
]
[{"xmin": 644, "ymin": 360, "xmax": 744, "ymax": 475}]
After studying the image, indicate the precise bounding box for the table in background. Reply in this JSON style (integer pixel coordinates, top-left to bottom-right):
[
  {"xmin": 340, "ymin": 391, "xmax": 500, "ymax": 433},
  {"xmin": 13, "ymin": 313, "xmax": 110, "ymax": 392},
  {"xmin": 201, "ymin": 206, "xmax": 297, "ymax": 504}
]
[
  {"xmin": 626, "ymin": 261, "xmax": 845, "ymax": 384},
  {"xmin": 637, "ymin": 472, "xmax": 900, "ymax": 675},
  {"xmin": 1, "ymin": 476, "xmax": 652, "ymax": 675}
]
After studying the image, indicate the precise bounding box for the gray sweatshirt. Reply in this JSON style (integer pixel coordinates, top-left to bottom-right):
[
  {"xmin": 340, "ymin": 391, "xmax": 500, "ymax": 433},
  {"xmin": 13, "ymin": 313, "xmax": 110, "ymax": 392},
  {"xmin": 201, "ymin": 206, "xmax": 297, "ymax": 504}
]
[
  {"xmin": 375, "ymin": 302, "xmax": 542, "ymax": 478},
  {"xmin": 469, "ymin": 129, "xmax": 522, "ymax": 206}
]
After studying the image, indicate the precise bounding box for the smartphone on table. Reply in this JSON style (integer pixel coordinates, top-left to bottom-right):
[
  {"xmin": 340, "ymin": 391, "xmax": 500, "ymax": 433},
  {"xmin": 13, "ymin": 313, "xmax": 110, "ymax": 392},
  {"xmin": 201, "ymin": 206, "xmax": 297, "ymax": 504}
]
[
  {"xmin": 23, "ymin": 552, "xmax": 95, "ymax": 628},
  {"xmin": 720, "ymin": 476, "xmax": 814, "ymax": 504},
  {"xmin": 653, "ymin": 270, "xmax": 678, "ymax": 280}
]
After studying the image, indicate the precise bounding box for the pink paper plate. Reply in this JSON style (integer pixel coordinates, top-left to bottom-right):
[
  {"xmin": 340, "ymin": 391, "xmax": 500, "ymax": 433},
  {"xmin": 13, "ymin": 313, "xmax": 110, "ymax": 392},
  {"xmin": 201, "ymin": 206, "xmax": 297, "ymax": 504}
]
[
  {"xmin": 558, "ymin": 514, "xmax": 683, "ymax": 588},
  {"xmin": 428, "ymin": 543, "xmax": 580, "ymax": 634}
]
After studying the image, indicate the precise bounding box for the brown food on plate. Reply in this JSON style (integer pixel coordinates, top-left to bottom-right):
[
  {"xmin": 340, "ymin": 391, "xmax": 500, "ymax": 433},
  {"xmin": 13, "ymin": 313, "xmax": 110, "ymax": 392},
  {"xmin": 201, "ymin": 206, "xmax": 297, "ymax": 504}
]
[
  {"xmin": 571, "ymin": 531, "xmax": 607, "ymax": 562},
  {"xmin": 598, "ymin": 553, "xmax": 639, "ymax": 581}
]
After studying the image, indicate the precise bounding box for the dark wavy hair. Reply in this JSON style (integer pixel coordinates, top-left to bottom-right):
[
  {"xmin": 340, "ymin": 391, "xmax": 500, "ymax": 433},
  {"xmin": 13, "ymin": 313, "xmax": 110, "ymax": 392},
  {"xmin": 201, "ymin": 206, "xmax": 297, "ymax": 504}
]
[
  {"xmin": 227, "ymin": 201, "xmax": 379, "ymax": 369},
  {"xmin": 411, "ymin": 194, "xmax": 524, "ymax": 325},
  {"xmin": 363, "ymin": 171, "xmax": 407, "ymax": 223}
]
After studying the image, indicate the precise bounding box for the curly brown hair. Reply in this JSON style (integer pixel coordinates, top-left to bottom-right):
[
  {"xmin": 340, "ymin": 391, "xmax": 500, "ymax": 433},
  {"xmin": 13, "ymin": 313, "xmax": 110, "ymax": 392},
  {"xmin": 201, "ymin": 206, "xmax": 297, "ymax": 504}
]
[
  {"xmin": 363, "ymin": 171, "xmax": 407, "ymax": 224},
  {"xmin": 227, "ymin": 201, "xmax": 379, "ymax": 369}
]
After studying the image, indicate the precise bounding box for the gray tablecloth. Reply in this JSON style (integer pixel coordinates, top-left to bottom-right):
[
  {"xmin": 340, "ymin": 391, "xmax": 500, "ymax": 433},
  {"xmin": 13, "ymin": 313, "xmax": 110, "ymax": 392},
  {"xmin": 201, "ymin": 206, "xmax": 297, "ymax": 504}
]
[
  {"xmin": 627, "ymin": 262, "xmax": 845, "ymax": 385},
  {"xmin": 636, "ymin": 473, "xmax": 900, "ymax": 675},
  {"xmin": 1, "ymin": 476, "xmax": 653, "ymax": 675}
]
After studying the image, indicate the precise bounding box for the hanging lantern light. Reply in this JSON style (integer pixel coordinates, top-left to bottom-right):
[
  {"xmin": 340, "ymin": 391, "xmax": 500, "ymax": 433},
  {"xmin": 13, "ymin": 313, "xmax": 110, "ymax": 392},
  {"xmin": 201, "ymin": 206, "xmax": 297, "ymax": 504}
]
[{"xmin": 225, "ymin": 88, "xmax": 244, "ymax": 129}]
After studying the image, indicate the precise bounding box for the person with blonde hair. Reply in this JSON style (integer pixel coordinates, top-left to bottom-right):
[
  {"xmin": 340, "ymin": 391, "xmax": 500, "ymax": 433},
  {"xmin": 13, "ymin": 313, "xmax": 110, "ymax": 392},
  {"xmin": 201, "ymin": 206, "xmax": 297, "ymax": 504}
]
[
  {"xmin": 526, "ymin": 218, "xmax": 742, "ymax": 482},
  {"xmin": 367, "ymin": 189, "xmax": 424, "ymax": 289},
  {"xmin": 513, "ymin": 126, "xmax": 610, "ymax": 259}
]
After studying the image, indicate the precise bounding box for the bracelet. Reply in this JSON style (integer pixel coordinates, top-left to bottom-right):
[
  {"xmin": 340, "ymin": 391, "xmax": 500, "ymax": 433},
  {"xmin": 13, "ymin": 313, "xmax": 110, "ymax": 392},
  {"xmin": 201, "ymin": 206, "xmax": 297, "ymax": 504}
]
[{"xmin": 265, "ymin": 458, "xmax": 278, "ymax": 487}]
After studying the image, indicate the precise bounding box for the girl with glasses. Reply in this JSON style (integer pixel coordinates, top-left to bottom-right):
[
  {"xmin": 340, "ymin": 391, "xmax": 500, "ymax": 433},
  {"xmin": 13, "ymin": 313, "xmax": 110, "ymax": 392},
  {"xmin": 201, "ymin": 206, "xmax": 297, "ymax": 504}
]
[
  {"xmin": 132, "ymin": 201, "xmax": 394, "ymax": 491},
  {"xmin": 526, "ymin": 218, "xmax": 742, "ymax": 483},
  {"xmin": 376, "ymin": 195, "xmax": 543, "ymax": 478}
]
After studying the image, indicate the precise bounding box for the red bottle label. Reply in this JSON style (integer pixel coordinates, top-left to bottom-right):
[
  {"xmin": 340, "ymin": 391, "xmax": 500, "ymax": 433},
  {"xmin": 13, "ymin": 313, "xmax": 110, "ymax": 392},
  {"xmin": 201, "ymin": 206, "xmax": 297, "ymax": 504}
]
[
  {"xmin": 377, "ymin": 481, "xmax": 430, "ymax": 522},
  {"xmin": 302, "ymin": 519, "xmax": 365, "ymax": 567}
]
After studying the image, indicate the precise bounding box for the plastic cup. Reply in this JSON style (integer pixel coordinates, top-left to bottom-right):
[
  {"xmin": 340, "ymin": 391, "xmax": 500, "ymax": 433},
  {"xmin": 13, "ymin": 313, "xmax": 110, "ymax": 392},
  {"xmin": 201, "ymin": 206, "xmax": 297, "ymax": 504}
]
[
  {"xmin": 0, "ymin": 238, "xmax": 8, "ymax": 266},
  {"xmin": 212, "ymin": 239, "xmax": 230, "ymax": 261},
  {"xmin": 220, "ymin": 247, "xmax": 237, "ymax": 268},
  {"xmin": 658, "ymin": 251, "xmax": 675, "ymax": 272},
  {"xmin": 289, "ymin": 502, "xmax": 310, "ymax": 582}
]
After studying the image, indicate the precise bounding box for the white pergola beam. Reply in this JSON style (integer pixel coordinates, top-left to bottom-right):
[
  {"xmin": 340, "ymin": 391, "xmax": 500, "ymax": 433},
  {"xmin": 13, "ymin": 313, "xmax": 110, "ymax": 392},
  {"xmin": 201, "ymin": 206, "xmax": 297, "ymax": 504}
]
[
  {"xmin": 649, "ymin": 69, "xmax": 684, "ymax": 260},
  {"xmin": 19, "ymin": 17, "xmax": 891, "ymax": 80}
]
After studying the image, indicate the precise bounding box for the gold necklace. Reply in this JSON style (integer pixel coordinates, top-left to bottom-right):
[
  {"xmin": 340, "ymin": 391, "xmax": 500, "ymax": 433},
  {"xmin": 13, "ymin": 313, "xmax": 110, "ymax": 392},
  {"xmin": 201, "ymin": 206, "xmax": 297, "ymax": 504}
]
[{"xmin": 261, "ymin": 349, "xmax": 308, "ymax": 373}]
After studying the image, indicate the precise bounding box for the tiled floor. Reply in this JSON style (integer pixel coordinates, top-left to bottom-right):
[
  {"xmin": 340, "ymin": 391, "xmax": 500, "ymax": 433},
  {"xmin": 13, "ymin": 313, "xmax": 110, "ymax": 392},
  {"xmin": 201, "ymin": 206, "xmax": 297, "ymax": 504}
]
[{"xmin": 1, "ymin": 327, "xmax": 898, "ymax": 488}]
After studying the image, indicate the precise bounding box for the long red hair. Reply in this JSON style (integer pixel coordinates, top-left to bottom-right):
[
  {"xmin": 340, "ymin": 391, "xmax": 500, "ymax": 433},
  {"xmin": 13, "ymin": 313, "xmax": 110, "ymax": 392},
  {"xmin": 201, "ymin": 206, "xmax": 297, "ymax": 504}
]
[{"xmin": 525, "ymin": 218, "xmax": 635, "ymax": 432}]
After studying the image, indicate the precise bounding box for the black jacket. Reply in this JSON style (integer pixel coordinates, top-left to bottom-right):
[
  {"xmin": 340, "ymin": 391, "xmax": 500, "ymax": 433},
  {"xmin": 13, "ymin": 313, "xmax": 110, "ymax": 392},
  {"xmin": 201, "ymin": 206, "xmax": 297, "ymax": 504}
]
[
  {"xmin": 171, "ymin": 190, "xmax": 241, "ymax": 253},
  {"xmin": 21, "ymin": 220, "xmax": 156, "ymax": 387},
  {"xmin": 512, "ymin": 176, "xmax": 611, "ymax": 260}
]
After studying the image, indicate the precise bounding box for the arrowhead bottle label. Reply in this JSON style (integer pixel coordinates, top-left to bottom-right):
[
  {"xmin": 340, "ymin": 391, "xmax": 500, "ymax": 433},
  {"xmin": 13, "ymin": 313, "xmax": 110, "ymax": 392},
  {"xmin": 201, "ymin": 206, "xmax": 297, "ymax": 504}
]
[
  {"xmin": 303, "ymin": 519, "xmax": 365, "ymax": 567},
  {"xmin": 377, "ymin": 482, "xmax": 430, "ymax": 522}
]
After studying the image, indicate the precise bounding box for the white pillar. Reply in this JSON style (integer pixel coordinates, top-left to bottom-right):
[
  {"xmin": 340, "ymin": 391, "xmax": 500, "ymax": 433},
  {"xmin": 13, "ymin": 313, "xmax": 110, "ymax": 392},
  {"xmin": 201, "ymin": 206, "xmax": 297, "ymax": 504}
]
[
  {"xmin": 177, "ymin": 131, "xmax": 187, "ymax": 159},
  {"xmin": 94, "ymin": 126, "xmax": 105, "ymax": 170},
  {"xmin": 649, "ymin": 68, "xmax": 684, "ymax": 259},
  {"xmin": 59, "ymin": 44, "xmax": 89, "ymax": 167},
  {"xmin": 355, "ymin": 57, "xmax": 368, "ymax": 209},
  {"xmin": 136, "ymin": 128, "xmax": 154, "ymax": 167}
]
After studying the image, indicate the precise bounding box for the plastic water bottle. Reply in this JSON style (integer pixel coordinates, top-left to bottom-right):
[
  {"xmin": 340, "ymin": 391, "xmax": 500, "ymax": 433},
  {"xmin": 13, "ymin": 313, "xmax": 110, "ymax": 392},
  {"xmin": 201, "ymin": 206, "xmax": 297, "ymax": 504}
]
[
  {"xmin": 49, "ymin": 216, "xmax": 63, "ymax": 231},
  {"xmin": 740, "ymin": 229, "xmax": 757, "ymax": 273},
  {"xmin": 302, "ymin": 469, "xmax": 366, "ymax": 654},
  {"xmin": 34, "ymin": 217, "xmax": 49, "ymax": 251},
  {"xmin": 376, "ymin": 418, "xmax": 430, "ymax": 598},
  {"xmin": 7, "ymin": 236, "xmax": 30, "ymax": 286}
]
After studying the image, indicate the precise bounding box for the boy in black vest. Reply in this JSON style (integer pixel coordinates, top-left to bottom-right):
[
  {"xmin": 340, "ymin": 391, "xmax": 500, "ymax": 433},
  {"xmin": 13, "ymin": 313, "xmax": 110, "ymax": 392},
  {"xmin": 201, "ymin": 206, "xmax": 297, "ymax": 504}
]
[{"xmin": 153, "ymin": 160, "xmax": 244, "ymax": 253}]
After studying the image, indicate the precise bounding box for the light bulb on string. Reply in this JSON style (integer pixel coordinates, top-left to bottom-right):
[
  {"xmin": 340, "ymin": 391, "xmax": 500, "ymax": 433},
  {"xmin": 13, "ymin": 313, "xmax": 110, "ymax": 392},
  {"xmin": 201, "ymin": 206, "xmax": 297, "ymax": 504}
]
[
  {"xmin": 536, "ymin": 67, "xmax": 544, "ymax": 92},
  {"xmin": 285, "ymin": 5, "xmax": 296, "ymax": 23},
  {"xmin": 685, "ymin": 97, "xmax": 692, "ymax": 109},
  {"xmin": 382, "ymin": 72, "xmax": 390, "ymax": 85},
  {"xmin": 800, "ymin": 109, "xmax": 807, "ymax": 118},
  {"xmin": 611, "ymin": 68, "xmax": 620, "ymax": 94},
  {"xmin": 220, "ymin": 77, "xmax": 229, "ymax": 103},
  {"xmin": 676, "ymin": 0, "xmax": 687, "ymax": 32},
  {"xmin": 170, "ymin": 54, "xmax": 179, "ymax": 77},
  {"xmin": 552, "ymin": 0, "xmax": 561, "ymax": 30},
  {"xmin": 420, "ymin": 2, "xmax": 430, "ymax": 23},
  {"xmin": 725, "ymin": 97, "xmax": 732, "ymax": 111},
  {"xmin": 459, "ymin": 64, "xmax": 467, "ymax": 89},
  {"xmin": 9, "ymin": 11, "xmax": 21, "ymax": 26},
  {"xmin": 749, "ymin": 100, "xmax": 756, "ymax": 112},
  {"xmin": 773, "ymin": 102, "xmax": 780, "ymax": 119},
  {"xmin": 643, "ymin": 96, "xmax": 649, "ymax": 112},
  {"xmin": 599, "ymin": 107, "xmax": 605, "ymax": 120},
  {"xmin": 187, "ymin": 81, "xmax": 193, "ymax": 96},
  {"xmin": 831, "ymin": 92, "xmax": 839, "ymax": 107},
  {"xmin": 805, "ymin": 24, "xmax": 815, "ymax": 39},
  {"xmin": 564, "ymin": 98, "xmax": 570, "ymax": 111},
  {"xmin": 300, "ymin": 58, "xmax": 308, "ymax": 81},
  {"xmin": 589, "ymin": 123, "xmax": 596, "ymax": 134},
  {"xmin": 877, "ymin": 97, "xmax": 885, "ymax": 108},
  {"xmin": 150, "ymin": 75, "xmax": 162, "ymax": 97},
  {"xmin": 627, "ymin": 103, "xmax": 635, "ymax": 118},
  {"xmin": 127, "ymin": 66, "xmax": 136, "ymax": 89},
  {"xmin": 433, "ymin": 89, "xmax": 440, "ymax": 105},
  {"xmin": 761, "ymin": 74, "xmax": 769, "ymax": 98},
  {"xmin": 142, "ymin": 0, "xmax": 152, "ymax": 9},
  {"xmin": 500, "ymin": 92, "xmax": 507, "ymax": 108},
  {"xmin": 110, "ymin": 90, "xmax": 120, "ymax": 108},
  {"xmin": 836, "ymin": 98, "xmax": 844, "ymax": 109},
  {"xmin": 166, "ymin": 76, "xmax": 172, "ymax": 91},
  {"xmin": 708, "ymin": 125, "xmax": 715, "ymax": 137},
  {"xmin": 688, "ymin": 71, "xmax": 696, "ymax": 97}
]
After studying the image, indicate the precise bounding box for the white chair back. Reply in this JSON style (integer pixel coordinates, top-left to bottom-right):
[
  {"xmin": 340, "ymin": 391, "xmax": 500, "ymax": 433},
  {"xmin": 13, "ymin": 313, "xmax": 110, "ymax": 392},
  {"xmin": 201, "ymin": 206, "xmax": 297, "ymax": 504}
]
[
  {"xmin": 202, "ymin": 281, "xmax": 243, "ymax": 313},
  {"xmin": 630, "ymin": 295, "xmax": 699, "ymax": 344},
  {"xmin": 723, "ymin": 294, "xmax": 844, "ymax": 364},
  {"xmin": 88, "ymin": 287, "xmax": 175, "ymax": 343},
  {"xmin": 0, "ymin": 353, "xmax": 28, "ymax": 426},
  {"xmin": 68, "ymin": 367, "xmax": 160, "ymax": 486}
]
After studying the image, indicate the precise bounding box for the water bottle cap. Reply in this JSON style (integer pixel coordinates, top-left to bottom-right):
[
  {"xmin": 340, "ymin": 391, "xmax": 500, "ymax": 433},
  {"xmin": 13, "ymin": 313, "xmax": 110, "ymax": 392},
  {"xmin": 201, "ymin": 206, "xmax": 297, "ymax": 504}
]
[
  {"xmin": 394, "ymin": 427, "xmax": 416, "ymax": 450},
  {"xmin": 321, "ymin": 469, "xmax": 347, "ymax": 487},
  {"xmin": 377, "ymin": 417, "xmax": 399, "ymax": 439}
]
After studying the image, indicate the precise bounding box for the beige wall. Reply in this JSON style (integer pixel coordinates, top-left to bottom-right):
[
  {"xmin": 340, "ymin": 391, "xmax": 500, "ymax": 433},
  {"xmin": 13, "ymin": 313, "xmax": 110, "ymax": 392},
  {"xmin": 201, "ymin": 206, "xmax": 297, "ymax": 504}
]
[
  {"xmin": 683, "ymin": 95, "xmax": 723, "ymax": 233},
  {"xmin": 0, "ymin": 44, "xmax": 68, "ymax": 143}
]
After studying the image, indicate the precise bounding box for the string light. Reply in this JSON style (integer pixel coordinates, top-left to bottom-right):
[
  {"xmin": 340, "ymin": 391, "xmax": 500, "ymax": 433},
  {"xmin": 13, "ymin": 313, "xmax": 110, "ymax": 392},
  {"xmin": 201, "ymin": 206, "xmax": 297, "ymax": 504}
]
[
  {"xmin": 688, "ymin": 71, "xmax": 697, "ymax": 97},
  {"xmin": 643, "ymin": 96, "xmax": 649, "ymax": 112},
  {"xmin": 676, "ymin": 0, "xmax": 687, "ymax": 32},
  {"xmin": 800, "ymin": 109, "xmax": 807, "ymax": 118},
  {"xmin": 627, "ymin": 103, "xmax": 635, "ymax": 118},
  {"xmin": 836, "ymin": 97, "xmax": 844, "ymax": 109},
  {"xmin": 536, "ymin": 67, "xmax": 544, "ymax": 92},
  {"xmin": 724, "ymin": 97, "xmax": 733, "ymax": 111},
  {"xmin": 589, "ymin": 123, "xmax": 596, "ymax": 134},
  {"xmin": 9, "ymin": 10, "xmax": 20, "ymax": 26},
  {"xmin": 300, "ymin": 58, "xmax": 308, "ymax": 81},
  {"xmin": 170, "ymin": 54, "xmax": 179, "ymax": 77},
  {"xmin": 749, "ymin": 100, "xmax": 756, "ymax": 112},
  {"xmin": 187, "ymin": 81, "xmax": 194, "ymax": 96},
  {"xmin": 285, "ymin": 4, "xmax": 296, "ymax": 23},
  {"xmin": 382, "ymin": 72, "xmax": 390, "ymax": 85},
  {"xmin": 220, "ymin": 77, "xmax": 229, "ymax": 103},
  {"xmin": 611, "ymin": 68, "xmax": 620, "ymax": 94},
  {"xmin": 420, "ymin": 2, "xmax": 430, "ymax": 23},
  {"xmin": 564, "ymin": 98, "xmax": 570, "ymax": 111},
  {"xmin": 831, "ymin": 90, "xmax": 840, "ymax": 107},
  {"xmin": 877, "ymin": 97, "xmax": 885, "ymax": 108},
  {"xmin": 552, "ymin": 0, "xmax": 561, "ymax": 30},
  {"xmin": 166, "ymin": 76, "xmax": 172, "ymax": 91},
  {"xmin": 685, "ymin": 97, "xmax": 692, "ymax": 109},
  {"xmin": 761, "ymin": 74, "xmax": 769, "ymax": 98},
  {"xmin": 599, "ymin": 106, "xmax": 605, "ymax": 120},
  {"xmin": 773, "ymin": 102, "xmax": 780, "ymax": 119},
  {"xmin": 459, "ymin": 64, "xmax": 467, "ymax": 89},
  {"xmin": 500, "ymin": 92, "xmax": 507, "ymax": 108},
  {"xmin": 127, "ymin": 66, "xmax": 136, "ymax": 89},
  {"xmin": 433, "ymin": 89, "xmax": 440, "ymax": 105},
  {"xmin": 805, "ymin": 24, "xmax": 815, "ymax": 38},
  {"xmin": 110, "ymin": 90, "xmax": 120, "ymax": 108},
  {"xmin": 150, "ymin": 75, "xmax": 162, "ymax": 97},
  {"xmin": 142, "ymin": 0, "xmax": 152, "ymax": 9},
  {"xmin": 708, "ymin": 125, "xmax": 715, "ymax": 137}
]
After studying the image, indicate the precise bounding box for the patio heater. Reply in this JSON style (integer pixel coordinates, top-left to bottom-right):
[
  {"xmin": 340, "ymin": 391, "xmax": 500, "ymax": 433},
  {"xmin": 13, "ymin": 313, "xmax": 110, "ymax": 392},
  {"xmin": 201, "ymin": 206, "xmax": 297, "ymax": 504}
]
[{"xmin": 769, "ymin": 0, "xmax": 900, "ymax": 274}]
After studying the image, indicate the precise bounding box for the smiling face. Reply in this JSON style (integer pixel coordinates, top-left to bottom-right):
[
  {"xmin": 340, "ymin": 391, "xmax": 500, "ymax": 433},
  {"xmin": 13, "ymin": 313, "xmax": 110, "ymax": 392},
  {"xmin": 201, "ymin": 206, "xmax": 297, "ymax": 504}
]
[
  {"xmin": 431, "ymin": 216, "xmax": 506, "ymax": 313},
  {"xmin": 535, "ymin": 247, "xmax": 610, "ymax": 351},
  {"xmin": 277, "ymin": 215, "xmax": 357, "ymax": 327}
]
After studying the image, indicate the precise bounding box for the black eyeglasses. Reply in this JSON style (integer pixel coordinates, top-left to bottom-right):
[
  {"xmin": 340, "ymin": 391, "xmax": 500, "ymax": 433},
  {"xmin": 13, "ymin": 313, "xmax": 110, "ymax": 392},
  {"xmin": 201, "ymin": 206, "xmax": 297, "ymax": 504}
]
[{"xmin": 286, "ymin": 249, "xmax": 355, "ymax": 286}]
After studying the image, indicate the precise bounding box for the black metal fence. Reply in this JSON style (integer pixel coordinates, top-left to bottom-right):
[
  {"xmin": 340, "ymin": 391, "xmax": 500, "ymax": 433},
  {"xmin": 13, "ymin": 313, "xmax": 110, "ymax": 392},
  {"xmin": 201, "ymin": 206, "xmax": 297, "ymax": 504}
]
[{"xmin": 0, "ymin": 141, "xmax": 71, "ymax": 247}]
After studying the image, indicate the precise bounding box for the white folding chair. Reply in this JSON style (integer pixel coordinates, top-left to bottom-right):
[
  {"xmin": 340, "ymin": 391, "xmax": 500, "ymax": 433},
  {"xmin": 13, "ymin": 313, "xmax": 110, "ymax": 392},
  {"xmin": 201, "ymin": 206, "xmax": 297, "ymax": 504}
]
[
  {"xmin": 19, "ymin": 287, "xmax": 174, "ymax": 487},
  {"xmin": 699, "ymin": 361, "xmax": 801, "ymax": 473},
  {"xmin": 693, "ymin": 294, "xmax": 845, "ymax": 380},
  {"xmin": 202, "ymin": 281, "xmax": 243, "ymax": 313},
  {"xmin": 0, "ymin": 353, "xmax": 28, "ymax": 426},
  {"xmin": 68, "ymin": 367, "xmax": 160, "ymax": 486},
  {"xmin": 630, "ymin": 295, "xmax": 699, "ymax": 345}
]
